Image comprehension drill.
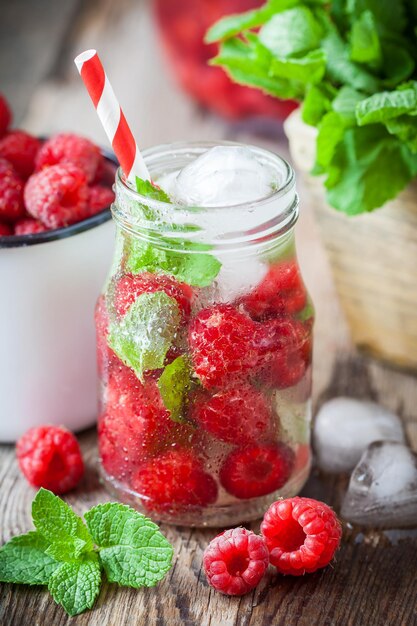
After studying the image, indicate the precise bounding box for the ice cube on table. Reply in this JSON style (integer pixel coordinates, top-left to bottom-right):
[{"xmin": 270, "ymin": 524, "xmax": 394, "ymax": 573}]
[
  {"xmin": 341, "ymin": 441, "xmax": 417, "ymax": 528},
  {"xmin": 163, "ymin": 146, "xmax": 278, "ymax": 207},
  {"xmin": 313, "ymin": 397, "xmax": 404, "ymax": 473}
]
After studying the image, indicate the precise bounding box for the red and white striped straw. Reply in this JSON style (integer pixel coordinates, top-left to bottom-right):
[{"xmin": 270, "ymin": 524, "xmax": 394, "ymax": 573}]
[{"xmin": 74, "ymin": 49, "xmax": 150, "ymax": 184}]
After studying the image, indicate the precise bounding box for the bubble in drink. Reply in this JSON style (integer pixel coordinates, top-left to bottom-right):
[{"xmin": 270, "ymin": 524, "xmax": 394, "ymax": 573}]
[
  {"xmin": 162, "ymin": 146, "xmax": 279, "ymax": 207},
  {"xmin": 313, "ymin": 397, "xmax": 404, "ymax": 473},
  {"xmin": 341, "ymin": 441, "xmax": 417, "ymax": 528}
]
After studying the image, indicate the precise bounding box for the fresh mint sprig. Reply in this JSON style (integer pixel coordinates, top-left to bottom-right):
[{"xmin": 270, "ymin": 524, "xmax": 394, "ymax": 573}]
[
  {"xmin": 0, "ymin": 489, "xmax": 173, "ymax": 616},
  {"xmin": 208, "ymin": 0, "xmax": 417, "ymax": 214},
  {"xmin": 125, "ymin": 178, "xmax": 221, "ymax": 288}
]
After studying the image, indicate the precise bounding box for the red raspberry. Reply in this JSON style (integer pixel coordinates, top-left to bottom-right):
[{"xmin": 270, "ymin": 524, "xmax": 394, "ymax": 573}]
[
  {"xmin": 114, "ymin": 272, "xmax": 193, "ymax": 320},
  {"xmin": 0, "ymin": 158, "xmax": 25, "ymax": 222},
  {"xmin": 0, "ymin": 95, "xmax": 12, "ymax": 137},
  {"xmin": 24, "ymin": 163, "xmax": 89, "ymax": 229},
  {"xmin": 203, "ymin": 528, "xmax": 269, "ymax": 596},
  {"xmin": 260, "ymin": 497, "xmax": 342, "ymax": 576},
  {"xmin": 220, "ymin": 442, "xmax": 294, "ymax": 499},
  {"xmin": 95, "ymin": 295, "xmax": 113, "ymax": 378},
  {"xmin": 0, "ymin": 221, "xmax": 12, "ymax": 236},
  {"xmin": 100, "ymin": 361, "xmax": 195, "ymax": 479},
  {"xmin": 192, "ymin": 383, "xmax": 273, "ymax": 445},
  {"xmin": 35, "ymin": 133, "xmax": 102, "ymax": 183},
  {"xmin": 16, "ymin": 425, "xmax": 84, "ymax": 494},
  {"xmin": 0, "ymin": 131, "xmax": 41, "ymax": 179},
  {"xmin": 92, "ymin": 158, "xmax": 117, "ymax": 186},
  {"xmin": 131, "ymin": 449, "xmax": 217, "ymax": 514},
  {"xmin": 241, "ymin": 260, "xmax": 307, "ymax": 319},
  {"xmin": 87, "ymin": 185, "xmax": 115, "ymax": 216},
  {"xmin": 254, "ymin": 318, "xmax": 311, "ymax": 389},
  {"xmin": 188, "ymin": 304, "xmax": 259, "ymax": 389},
  {"xmin": 14, "ymin": 218, "xmax": 47, "ymax": 235}
]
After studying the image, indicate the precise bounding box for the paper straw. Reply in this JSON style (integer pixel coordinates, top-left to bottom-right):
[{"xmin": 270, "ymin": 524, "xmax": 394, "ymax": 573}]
[{"xmin": 74, "ymin": 49, "xmax": 150, "ymax": 183}]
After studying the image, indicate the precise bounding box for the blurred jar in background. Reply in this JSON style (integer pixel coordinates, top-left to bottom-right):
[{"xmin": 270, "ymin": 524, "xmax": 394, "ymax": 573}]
[{"xmin": 153, "ymin": 0, "xmax": 297, "ymax": 120}]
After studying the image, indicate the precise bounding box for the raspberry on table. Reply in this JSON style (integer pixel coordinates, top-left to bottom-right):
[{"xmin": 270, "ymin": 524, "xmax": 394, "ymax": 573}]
[
  {"xmin": 114, "ymin": 272, "xmax": 193, "ymax": 320},
  {"xmin": 260, "ymin": 497, "xmax": 342, "ymax": 576},
  {"xmin": 87, "ymin": 185, "xmax": 115, "ymax": 216},
  {"xmin": 16, "ymin": 425, "xmax": 84, "ymax": 494},
  {"xmin": 240, "ymin": 260, "xmax": 307, "ymax": 319},
  {"xmin": 0, "ymin": 158, "xmax": 25, "ymax": 222},
  {"xmin": 24, "ymin": 163, "xmax": 89, "ymax": 229},
  {"xmin": 188, "ymin": 304, "xmax": 259, "ymax": 389},
  {"xmin": 0, "ymin": 221, "xmax": 12, "ymax": 236},
  {"xmin": 14, "ymin": 218, "xmax": 47, "ymax": 236},
  {"xmin": 203, "ymin": 528, "xmax": 269, "ymax": 596},
  {"xmin": 0, "ymin": 130, "xmax": 41, "ymax": 179},
  {"xmin": 35, "ymin": 133, "xmax": 103, "ymax": 183},
  {"xmin": 220, "ymin": 442, "xmax": 295, "ymax": 499},
  {"xmin": 254, "ymin": 317, "xmax": 311, "ymax": 389},
  {"xmin": 131, "ymin": 448, "xmax": 217, "ymax": 514},
  {"xmin": 192, "ymin": 382, "xmax": 273, "ymax": 445},
  {"xmin": 0, "ymin": 94, "xmax": 12, "ymax": 137}
]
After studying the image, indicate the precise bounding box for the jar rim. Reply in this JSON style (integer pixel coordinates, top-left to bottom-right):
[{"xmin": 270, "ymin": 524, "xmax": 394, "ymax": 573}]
[
  {"xmin": 115, "ymin": 140, "xmax": 295, "ymax": 212},
  {"xmin": 113, "ymin": 140, "xmax": 298, "ymax": 250}
]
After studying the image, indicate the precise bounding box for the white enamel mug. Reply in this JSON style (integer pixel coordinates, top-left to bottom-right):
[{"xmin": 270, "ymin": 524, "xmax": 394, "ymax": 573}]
[{"xmin": 0, "ymin": 156, "xmax": 116, "ymax": 442}]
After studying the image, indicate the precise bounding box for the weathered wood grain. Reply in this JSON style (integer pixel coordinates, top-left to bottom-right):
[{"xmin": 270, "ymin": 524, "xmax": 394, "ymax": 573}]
[{"xmin": 1, "ymin": 1, "xmax": 417, "ymax": 625}]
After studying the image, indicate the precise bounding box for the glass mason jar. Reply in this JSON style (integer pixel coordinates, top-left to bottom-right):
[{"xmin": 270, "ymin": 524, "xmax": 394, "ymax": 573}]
[{"xmin": 96, "ymin": 141, "xmax": 314, "ymax": 527}]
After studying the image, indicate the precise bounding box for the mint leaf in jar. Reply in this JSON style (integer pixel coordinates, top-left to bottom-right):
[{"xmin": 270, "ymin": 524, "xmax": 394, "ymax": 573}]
[
  {"xmin": 125, "ymin": 237, "xmax": 221, "ymax": 288},
  {"xmin": 108, "ymin": 291, "xmax": 181, "ymax": 381},
  {"xmin": 48, "ymin": 557, "xmax": 101, "ymax": 617},
  {"xmin": 85, "ymin": 503, "xmax": 173, "ymax": 588},
  {"xmin": 158, "ymin": 355, "xmax": 193, "ymax": 423},
  {"xmin": 136, "ymin": 177, "xmax": 171, "ymax": 202}
]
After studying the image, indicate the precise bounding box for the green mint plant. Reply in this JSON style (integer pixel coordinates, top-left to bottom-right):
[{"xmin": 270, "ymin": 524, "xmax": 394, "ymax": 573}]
[
  {"xmin": 0, "ymin": 489, "xmax": 173, "ymax": 616},
  {"xmin": 207, "ymin": 0, "xmax": 417, "ymax": 214}
]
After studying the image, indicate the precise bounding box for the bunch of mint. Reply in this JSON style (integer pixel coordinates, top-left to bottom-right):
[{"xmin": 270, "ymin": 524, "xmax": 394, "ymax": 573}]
[
  {"xmin": 0, "ymin": 489, "xmax": 173, "ymax": 616},
  {"xmin": 207, "ymin": 0, "xmax": 417, "ymax": 214}
]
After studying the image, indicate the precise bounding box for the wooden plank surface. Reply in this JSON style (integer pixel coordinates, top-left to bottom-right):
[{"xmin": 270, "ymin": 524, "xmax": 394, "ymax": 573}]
[{"xmin": 1, "ymin": 1, "xmax": 417, "ymax": 625}]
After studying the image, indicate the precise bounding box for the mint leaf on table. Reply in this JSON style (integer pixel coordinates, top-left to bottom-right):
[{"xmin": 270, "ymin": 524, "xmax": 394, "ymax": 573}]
[
  {"xmin": 158, "ymin": 356, "xmax": 193, "ymax": 423},
  {"xmin": 48, "ymin": 557, "xmax": 101, "ymax": 617},
  {"xmin": 32, "ymin": 488, "xmax": 93, "ymax": 559},
  {"xmin": 85, "ymin": 503, "xmax": 173, "ymax": 588},
  {"xmin": 108, "ymin": 291, "xmax": 181, "ymax": 381},
  {"xmin": 356, "ymin": 89, "xmax": 417, "ymax": 126},
  {"xmin": 0, "ymin": 491, "xmax": 174, "ymax": 617},
  {"xmin": 0, "ymin": 532, "xmax": 59, "ymax": 585}
]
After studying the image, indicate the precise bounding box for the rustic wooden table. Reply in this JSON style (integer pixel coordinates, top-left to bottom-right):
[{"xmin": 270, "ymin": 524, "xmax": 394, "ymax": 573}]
[{"xmin": 1, "ymin": 1, "xmax": 416, "ymax": 625}]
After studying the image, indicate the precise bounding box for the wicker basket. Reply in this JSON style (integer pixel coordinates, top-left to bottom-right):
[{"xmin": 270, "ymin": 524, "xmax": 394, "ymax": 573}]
[{"xmin": 285, "ymin": 109, "xmax": 417, "ymax": 370}]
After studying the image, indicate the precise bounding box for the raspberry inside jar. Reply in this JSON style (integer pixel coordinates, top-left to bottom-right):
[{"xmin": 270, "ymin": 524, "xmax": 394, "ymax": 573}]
[{"xmin": 96, "ymin": 141, "xmax": 314, "ymax": 526}]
